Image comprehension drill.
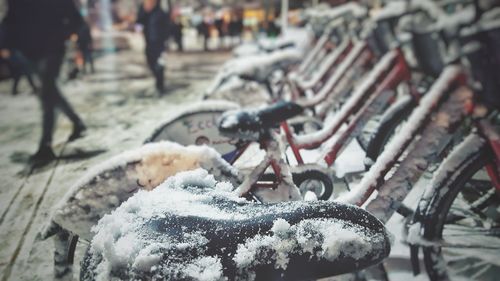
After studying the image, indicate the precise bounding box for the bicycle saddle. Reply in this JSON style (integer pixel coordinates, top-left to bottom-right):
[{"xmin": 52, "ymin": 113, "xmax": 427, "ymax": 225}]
[
  {"xmin": 82, "ymin": 170, "xmax": 391, "ymax": 281},
  {"xmin": 217, "ymin": 101, "xmax": 303, "ymax": 140}
]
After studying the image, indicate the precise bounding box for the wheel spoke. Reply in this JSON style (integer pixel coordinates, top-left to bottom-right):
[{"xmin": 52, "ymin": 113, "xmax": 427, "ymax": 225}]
[
  {"xmin": 471, "ymin": 263, "xmax": 492, "ymax": 280},
  {"xmin": 424, "ymin": 151, "xmax": 500, "ymax": 281},
  {"xmin": 442, "ymin": 225, "xmax": 500, "ymax": 250},
  {"xmin": 446, "ymin": 188, "xmax": 499, "ymax": 225}
]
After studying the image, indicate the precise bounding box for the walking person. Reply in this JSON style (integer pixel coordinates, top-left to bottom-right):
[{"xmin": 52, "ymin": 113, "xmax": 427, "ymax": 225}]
[
  {"xmin": 214, "ymin": 12, "xmax": 225, "ymax": 49},
  {"xmin": 198, "ymin": 19, "xmax": 210, "ymax": 51},
  {"xmin": 172, "ymin": 18, "xmax": 184, "ymax": 52},
  {"xmin": 77, "ymin": 21, "xmax": 95, "ymax": 74},
  {"xmin": 3, "ymin": 0, "xmax": 87, "ymax": 165},
  {"xmin": 137, "ymin": 0, "xmax": 169, "ymax": 94}
]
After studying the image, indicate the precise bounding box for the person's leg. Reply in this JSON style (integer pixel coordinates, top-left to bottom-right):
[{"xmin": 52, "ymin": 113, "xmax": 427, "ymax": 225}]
[
  {"xmin": 31, "ymin": 57, "xmax": 58, "ymax": 161},
  {"xmin": 155, "ymin": 63, "xmax": 165, "ymax": 92},
  {"xmin": 53, "ymin": 85, "xmax": 85, "ymax": 127},
  {"xmin": 26, "ymin": 72, "xmax": 38, "ymax": 93},
  {"xmin": 176, "ymin": 33, "xmax": 183, "ymax": 52},
  {"xmin": 87, "ymin": 50, "xmax": 95, "ymax": 73},
  {"xmin": 145, "ymin": 46, "xmax": 156, "ymax": 74},
  {"xmin": 147, "ymin": 44, "xmax": 165, "ymax": 92},
  {"xmin": 46, "ymin": 53, "xmax": 86, "ymax": 141},
  {"xmin": 156, "ymin": 45, "xmax": 165, "ymax": 92},
  {"xmin": 11, "ymin": 73, "xmax": 21, "ymax": 96}
]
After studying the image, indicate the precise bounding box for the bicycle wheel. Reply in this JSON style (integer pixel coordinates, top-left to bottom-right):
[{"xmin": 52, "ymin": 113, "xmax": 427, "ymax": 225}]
[
  {"xmin": 293, "ymin": 169, "xmax": 334, "ymax": 201},
  {"xmin": 146, "ymin": 101, "xmax": 240, "ymax": 159},
  {"xmin": 422, "ymin": 146, "xmax": 500, "ymax": 281},
  {"xmin": 259, "ymin": 169, "xmax": 334, "ymax": 201}
]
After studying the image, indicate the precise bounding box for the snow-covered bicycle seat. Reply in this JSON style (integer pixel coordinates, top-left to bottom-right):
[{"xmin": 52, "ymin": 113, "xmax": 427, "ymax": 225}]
[
  {"xmin": 217, "ymin": 101, "xmax": 303, "ymax": 140},
  {"xmin": 81, "ymin": 169, "xmax": 390, "ymax": 281}
]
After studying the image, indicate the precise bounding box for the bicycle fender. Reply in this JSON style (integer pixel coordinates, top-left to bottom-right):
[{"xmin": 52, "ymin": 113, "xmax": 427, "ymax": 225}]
[{"xmin": 378, "ymin": 93, "xmax": 416, "ymax": 127}]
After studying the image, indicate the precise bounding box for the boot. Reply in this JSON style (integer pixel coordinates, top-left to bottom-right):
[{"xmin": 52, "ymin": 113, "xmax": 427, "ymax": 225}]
[
  {"xmin": 30, "ymin": 145, "xmax": 56, "ymax": 165},
  {"xmin": 68, "ymin": 123, "xmax": 87, "ymax": 142}
]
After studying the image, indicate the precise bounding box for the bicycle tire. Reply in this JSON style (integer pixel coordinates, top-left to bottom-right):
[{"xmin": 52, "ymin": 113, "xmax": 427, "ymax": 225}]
[
  {"xmin": 422, "ymin": 144, "xmax": 500, "ymax": 281},
  {"xmin": 145, "ymin": 101, "xmax": 239, "ymax": 157},
  {"xmin": 293, "ymin": 169, "xmax": 334, "ymax": 201},
  {"xmin": 364, "ymin": 97, "xmax": 416, "ymax": 169}
]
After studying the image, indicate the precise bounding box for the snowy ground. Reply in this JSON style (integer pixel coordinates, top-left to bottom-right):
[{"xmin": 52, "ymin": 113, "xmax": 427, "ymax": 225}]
[{"xmin": 0, "ymin": 32, "xmax": 428, "ymax": 280}]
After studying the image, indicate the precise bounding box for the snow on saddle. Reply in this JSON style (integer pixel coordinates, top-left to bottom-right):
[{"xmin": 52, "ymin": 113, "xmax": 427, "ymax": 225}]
[
  {"xmin": 81, "ymin": 169, "xmax": 390, "ymax": 281},
  {"xmin": 217, "ymin": 101, "xmax": 303, "ymax": 140}
]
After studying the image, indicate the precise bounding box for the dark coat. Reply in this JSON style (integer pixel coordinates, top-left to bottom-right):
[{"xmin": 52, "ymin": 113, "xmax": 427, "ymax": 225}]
[
  {"xmin": 2, "ymin": 0, "xmax": 83, "ymax": 61},
  {"xmin": 137, "ymin": 5, "xmax": 169, "ymax": 45}
]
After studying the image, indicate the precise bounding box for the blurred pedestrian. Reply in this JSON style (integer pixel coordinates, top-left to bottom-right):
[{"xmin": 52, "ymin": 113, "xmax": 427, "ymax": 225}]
[
  {"xmin": 235, "ymin": 16, "xmax": 244, "ymax": 43},
  {"xmin": 137, "ymin": 0, "xmax": 169, "ymax": 93},
  {"xmin": 77, "ymin": 21, "xmax": 95, "ymax": 74},
  {"xmin": 172, "ymin": 17, "xmax": 183, "ymax": 52},
  {"xmin": 3, "ymin": 0, "xmax": 87, "ymax": 165},
  {"xmin": 214, "ymin": 12, "xmax": 225, "ymax": 48},
  {"xmin": 228, "ymin": 14, "xmax": 243, "ymax": 45},
  {"xmin": 197, "ymin": 19, "xmax": 210, "ymax": 51}
]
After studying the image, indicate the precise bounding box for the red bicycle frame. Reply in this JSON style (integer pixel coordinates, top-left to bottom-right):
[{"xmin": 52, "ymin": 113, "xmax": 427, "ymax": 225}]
[
  {"xmin": 284, "ymin": 47, "xmax": 412, "ymax": 166},
  {"xmin": 229, "ymin": 47, "xmax": 414, "ymax": 195},
  {"xmin": 291, "ymin": 40, "xmax": 374, "ymax": 108},
  {"xmin": 343, "ymin": 66, "xmax": 469, "ymax": 209}
]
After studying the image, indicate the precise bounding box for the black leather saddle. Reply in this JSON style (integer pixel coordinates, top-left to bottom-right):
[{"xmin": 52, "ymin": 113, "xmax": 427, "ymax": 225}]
[
  {"xmin": 82, "ymin": 184, "xmax": 391, "ymax": 281},
  {"xmin": 218, "ymin": 101, "xmax": 304, "ymax": 140}
]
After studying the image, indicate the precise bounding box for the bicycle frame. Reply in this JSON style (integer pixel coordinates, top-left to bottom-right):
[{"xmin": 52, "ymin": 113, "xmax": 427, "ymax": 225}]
[
  {"xmin": 289, "ymin": 40, "xmax": 354, "ymax": 96},
  {"xmin": 296, "ymin": 29, "xmax": 332, "ymax": 74},
  {"xmin": 286, "ymin": 47, "xmax": 413, "ymax": 165},
  {"xmin": 229, "ymin": 64, "xmax": 478, "ymax": 212},
  {"xmin": 234, "ymin": 131, "xmax": 300, "ymax": 201},
  {"xmin": 340, "ymin": 65, "xmax": 472, "ymax": 222},
  {"xmin": 290, "ymin": 40, "xmax": 374, "ymax": 108},
  {"xmin": 228, "ymin": 47, "xmax": 414, "ymax": 197}
]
